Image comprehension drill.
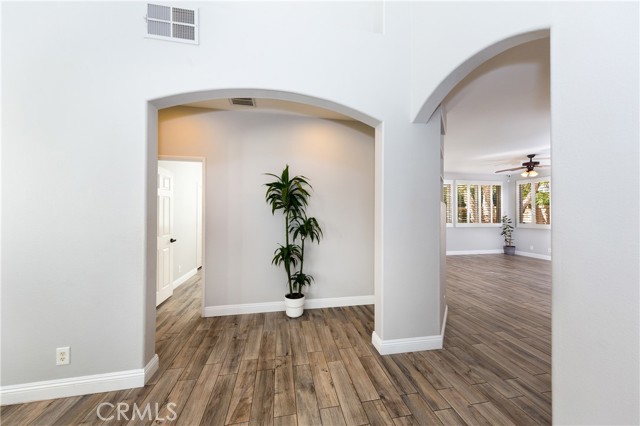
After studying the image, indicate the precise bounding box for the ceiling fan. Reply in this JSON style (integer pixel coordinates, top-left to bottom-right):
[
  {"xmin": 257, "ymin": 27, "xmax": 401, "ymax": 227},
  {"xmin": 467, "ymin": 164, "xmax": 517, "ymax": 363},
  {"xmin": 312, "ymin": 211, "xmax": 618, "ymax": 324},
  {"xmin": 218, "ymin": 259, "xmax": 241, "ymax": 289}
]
[{"xmin": 495, "ymin": 154, "xmax": 549, "ymax": 177}]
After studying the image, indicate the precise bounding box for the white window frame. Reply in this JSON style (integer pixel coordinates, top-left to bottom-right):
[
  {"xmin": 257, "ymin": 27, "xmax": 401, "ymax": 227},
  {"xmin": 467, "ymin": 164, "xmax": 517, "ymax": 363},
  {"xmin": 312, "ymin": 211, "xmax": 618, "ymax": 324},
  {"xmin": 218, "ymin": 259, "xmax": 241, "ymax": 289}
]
[
  {"xmin": 516, "ymin": 176, "xmax": 551, "ymax": 230},
  {"xmin": 454, "ymin": 181, "xmax": 503, "ymax": 227}
]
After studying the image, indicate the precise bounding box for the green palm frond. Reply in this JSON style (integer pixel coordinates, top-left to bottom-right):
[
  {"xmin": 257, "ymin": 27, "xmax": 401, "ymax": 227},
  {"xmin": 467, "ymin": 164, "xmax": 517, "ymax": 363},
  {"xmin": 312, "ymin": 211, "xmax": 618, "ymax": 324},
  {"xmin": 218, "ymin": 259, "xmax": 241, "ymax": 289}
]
[
  {"xmin": 264, "ymin": 165, "xmax": 312, "ymax": 217},
  {"xmin": 291, "ymin": 272, "xmax": 314, "ymax": 295},
  {"xmin": 290, "ymin": 215, "xmax": 323, "ymax": 243},
  {"xmin": 272, "ymin": 244, "xmax": 301, "ymax": 267}
]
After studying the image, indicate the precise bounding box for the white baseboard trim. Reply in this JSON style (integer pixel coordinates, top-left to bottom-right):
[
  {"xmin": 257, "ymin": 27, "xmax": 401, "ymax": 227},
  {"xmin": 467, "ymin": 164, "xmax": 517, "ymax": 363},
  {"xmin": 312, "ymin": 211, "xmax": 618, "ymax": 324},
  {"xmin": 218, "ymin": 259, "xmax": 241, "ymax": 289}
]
[
  {"xmin": 144, "ymin": 354, "xmax": 160, "ymax": 384},
  {"xmin": 173, "ymin": 268, "xmax": 198, "ymax": 290},
  {"xmin": 371, "ymin": 305, "xmax": 447, "ymax": 356},
  {"xmin": 446, "ymin": 249, "xmax": 551, "ymax": 261},
  {"xmin": 372, "ymin": 331, "xmax": 443, "ymax": 355},
  {"xmin": 203, "ymin": 295, "xmax": 374, "ymax": 317},
  {"xmin": 515, "ymin": 251, "xmax": 551, "ymax": 261},
  {"xmin": 0, "ymin": 355, "xmax": 158, "ymax": 406},
  {"xmin": 204, "ymin": 301, "xmax": 284, "ymax": 316},
  {"xmin": 306, "ymin": 295, "xmax": 375, "ymax": 309},
  {"xmin": 441, "ymin": 304, "xmax": 449, "ymax": 337},
  {"xmin": 446, "ymin": 249, "xmax": 503, "ymax": 255}
]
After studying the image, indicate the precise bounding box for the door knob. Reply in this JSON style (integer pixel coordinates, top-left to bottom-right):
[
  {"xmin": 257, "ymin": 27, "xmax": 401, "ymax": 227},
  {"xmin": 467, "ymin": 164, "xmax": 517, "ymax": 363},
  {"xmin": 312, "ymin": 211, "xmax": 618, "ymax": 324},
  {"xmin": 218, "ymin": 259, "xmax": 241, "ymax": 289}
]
[{"xmin": 170, "ymin": 238, "xmax": 177, "ymax": 243}]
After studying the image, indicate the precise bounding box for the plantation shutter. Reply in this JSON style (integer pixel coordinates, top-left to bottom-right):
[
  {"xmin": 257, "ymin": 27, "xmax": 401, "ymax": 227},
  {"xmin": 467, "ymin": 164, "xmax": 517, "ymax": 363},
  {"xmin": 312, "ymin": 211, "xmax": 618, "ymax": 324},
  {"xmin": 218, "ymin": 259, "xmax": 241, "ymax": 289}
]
[
  {"xmin": 480, "ymin": 185, "xmax": 491, "ymax": 223},
  {"xmin": 492, "ymin": 185, "xmax": 501, "ymax": 223},
  {"xmin": 535, "ymin": 180, "xmax": 551, "ymax": 224},
  {"xmin": 468, "ymin": 184, "xmax": 479, "ymax": 223},
  {"xmin": 478, "ymin": 184, "xmax": 502, "ymax": 224},
  {"xmin": 455, "ymin": 182, "xmax": 501, "ymax": 225},
  {"xmin": 457, "ymin": 184, "xmax": 467, "ymax": 223},
  {"xmin": 519, "ymin": 182, "xmax": 532, "ymax": 224},
  {"xmin": 443, "ymin": 183, "xmax": 452, "ymax": 224}
]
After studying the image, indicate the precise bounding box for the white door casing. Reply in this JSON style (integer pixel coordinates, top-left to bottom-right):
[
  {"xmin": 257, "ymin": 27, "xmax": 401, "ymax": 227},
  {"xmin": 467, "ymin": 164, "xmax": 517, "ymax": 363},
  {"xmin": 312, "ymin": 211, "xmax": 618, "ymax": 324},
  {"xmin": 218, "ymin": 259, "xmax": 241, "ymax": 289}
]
[
  {"xmin": 157, "ymin": 166, "xmax": 174, "ymax": 306},
  {"xmin": 196, "ymin": 181, "xmax": 203, "ymax": 269}
]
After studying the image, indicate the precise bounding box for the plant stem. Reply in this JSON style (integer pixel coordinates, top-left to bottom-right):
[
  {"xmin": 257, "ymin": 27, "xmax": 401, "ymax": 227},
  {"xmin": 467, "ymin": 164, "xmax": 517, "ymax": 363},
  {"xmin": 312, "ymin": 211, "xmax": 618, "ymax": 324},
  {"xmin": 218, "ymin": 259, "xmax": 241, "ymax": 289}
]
[
  {"xmin": 300, "ymin": 238, "xmax": 305, "ymax": 275},
  {"xmin": 285, "ymin": 212, "xmax": 293, "ymax": 296},
  {"xmin": 298, "ymin": 236, "xmax": 305, "ymax": 294}
]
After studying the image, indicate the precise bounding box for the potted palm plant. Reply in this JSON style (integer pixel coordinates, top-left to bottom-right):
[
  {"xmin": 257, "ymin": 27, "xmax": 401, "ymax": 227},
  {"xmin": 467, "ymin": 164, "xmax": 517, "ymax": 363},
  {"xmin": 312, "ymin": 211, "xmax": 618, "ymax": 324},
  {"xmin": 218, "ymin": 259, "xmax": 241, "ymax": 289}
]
[
  {"xmin": 501, "ymin": 215, "xmax": 516, "ymax": 255},
  {"xmin": 265, "ymin": 165, "xmax": 323, "ymax": 317}
]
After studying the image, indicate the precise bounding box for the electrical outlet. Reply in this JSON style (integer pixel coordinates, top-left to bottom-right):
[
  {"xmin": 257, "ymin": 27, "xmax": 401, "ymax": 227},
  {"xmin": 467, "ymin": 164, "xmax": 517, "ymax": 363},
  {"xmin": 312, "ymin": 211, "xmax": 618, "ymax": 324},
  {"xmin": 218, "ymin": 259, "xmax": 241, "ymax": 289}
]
[
  {"xmin": 529, "ymin": 245, "xmax": 534, "ymax": 250},
  {"xmin": 178, "ymin": 265, "xmax": 182, "ymax": 273},
  {"xmin": 56, "ymin": 347, "xmax": 70, "ymax": 365}
]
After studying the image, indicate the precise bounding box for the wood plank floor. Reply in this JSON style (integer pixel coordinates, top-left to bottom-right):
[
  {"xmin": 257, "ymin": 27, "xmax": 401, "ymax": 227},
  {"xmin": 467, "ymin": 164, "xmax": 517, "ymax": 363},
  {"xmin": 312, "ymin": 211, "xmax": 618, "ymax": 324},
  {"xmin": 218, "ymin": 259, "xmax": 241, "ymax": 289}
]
[{"xmin": 1, "ymin": 255, "xmax": 551, "ymax": 425}]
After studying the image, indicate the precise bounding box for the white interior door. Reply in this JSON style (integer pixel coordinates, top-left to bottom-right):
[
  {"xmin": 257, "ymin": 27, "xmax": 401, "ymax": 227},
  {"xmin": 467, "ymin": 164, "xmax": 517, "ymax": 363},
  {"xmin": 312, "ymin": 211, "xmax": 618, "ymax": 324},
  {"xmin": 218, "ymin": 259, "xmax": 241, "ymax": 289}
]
[{"xmin": 157, "ymin": 166, "xmax": 174, "ymax": 306}]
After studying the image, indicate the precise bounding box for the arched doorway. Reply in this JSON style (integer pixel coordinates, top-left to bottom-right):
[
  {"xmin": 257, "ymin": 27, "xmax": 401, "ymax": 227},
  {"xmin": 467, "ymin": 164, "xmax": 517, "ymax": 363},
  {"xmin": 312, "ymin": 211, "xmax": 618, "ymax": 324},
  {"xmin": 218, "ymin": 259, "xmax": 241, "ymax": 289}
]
[{"xmin": 144, "ymin": 89, "xmax": 381, "ymax": 365}]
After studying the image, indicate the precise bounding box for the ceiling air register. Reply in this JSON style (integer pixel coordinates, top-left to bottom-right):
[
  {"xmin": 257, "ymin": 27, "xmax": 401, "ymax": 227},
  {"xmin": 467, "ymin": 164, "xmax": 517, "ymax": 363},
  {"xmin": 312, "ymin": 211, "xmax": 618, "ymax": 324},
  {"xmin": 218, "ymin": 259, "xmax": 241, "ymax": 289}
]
[{"xmin": 145, "ymin": 3, "xmax": 199, "ymax": 45}]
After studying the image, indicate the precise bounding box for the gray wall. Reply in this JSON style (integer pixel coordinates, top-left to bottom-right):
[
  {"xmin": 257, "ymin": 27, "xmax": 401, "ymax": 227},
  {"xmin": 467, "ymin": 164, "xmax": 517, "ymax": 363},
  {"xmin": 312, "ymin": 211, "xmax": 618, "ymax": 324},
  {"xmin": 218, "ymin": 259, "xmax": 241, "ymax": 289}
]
[{"xmin": 159, "ymin": 108, "xmax": 375, "ymax": 307}]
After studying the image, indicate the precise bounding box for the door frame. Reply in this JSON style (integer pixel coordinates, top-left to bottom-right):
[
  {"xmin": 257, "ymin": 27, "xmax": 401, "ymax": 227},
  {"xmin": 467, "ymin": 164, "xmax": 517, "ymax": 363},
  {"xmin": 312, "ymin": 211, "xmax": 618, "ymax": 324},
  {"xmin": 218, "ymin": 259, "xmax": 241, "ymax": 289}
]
[{"xmin": 158, "ymin": 155, "xmax": 207, "ymax": 316}]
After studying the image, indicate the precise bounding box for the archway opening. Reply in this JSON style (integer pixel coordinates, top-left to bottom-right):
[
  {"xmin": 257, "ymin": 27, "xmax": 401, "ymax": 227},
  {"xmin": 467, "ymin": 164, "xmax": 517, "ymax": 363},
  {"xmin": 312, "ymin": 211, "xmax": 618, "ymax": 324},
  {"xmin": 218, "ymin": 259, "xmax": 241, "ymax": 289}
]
[
  {"xmin": 414, "ymin": 30, "xmax": 553, "ymax": 420},
  {"xmin": 145, "ymin": 89, "xmax": 382, "ymax": 365}
]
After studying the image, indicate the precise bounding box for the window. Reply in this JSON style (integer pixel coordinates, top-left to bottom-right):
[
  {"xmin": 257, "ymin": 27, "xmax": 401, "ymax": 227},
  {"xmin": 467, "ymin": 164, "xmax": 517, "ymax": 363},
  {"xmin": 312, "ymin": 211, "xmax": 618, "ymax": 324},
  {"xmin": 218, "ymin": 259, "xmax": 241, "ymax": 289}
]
[
  {"xmin": 443, "ymin": 182, "xmax": 452, "ymax": 225},
  {"xmin": 518, "ymin": 178, "xmax": 551, "ymax": 227},
  {"xmin": 455, "ymin": 182, "xmax": 502, "ymax": 226}
]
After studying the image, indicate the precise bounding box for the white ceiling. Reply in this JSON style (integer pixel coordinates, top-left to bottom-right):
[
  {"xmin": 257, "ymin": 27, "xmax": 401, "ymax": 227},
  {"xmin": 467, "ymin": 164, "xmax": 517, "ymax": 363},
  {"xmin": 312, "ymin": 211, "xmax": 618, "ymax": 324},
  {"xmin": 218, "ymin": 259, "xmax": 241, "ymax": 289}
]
[
  {"xmin": 182, "ymin": 38, "xmax": 550, "ymax": 176},
  {"xmin": 443, "ymin": 38, "xmax": 551, "ymax": 175}
]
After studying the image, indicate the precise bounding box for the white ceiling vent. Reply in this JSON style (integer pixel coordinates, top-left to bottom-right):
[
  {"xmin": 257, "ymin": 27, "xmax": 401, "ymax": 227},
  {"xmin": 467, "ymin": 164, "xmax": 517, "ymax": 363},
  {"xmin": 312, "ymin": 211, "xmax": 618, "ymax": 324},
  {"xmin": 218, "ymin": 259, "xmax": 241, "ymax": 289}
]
[
  {"xmin": 145, "ymin": 4, "xmax": 199, "ymax": 45},
  {"xmin": 229, "ymin": 98, "xmax": 256, "ymax": 107}
]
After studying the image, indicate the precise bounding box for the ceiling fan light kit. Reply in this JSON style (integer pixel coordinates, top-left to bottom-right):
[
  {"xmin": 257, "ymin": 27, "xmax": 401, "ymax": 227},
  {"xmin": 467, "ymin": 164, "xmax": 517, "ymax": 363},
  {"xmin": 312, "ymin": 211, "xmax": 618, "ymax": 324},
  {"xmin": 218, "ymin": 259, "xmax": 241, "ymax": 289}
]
[{"xmin": 495, "ymin": 154, "xmax": 547, "ymax": 176}]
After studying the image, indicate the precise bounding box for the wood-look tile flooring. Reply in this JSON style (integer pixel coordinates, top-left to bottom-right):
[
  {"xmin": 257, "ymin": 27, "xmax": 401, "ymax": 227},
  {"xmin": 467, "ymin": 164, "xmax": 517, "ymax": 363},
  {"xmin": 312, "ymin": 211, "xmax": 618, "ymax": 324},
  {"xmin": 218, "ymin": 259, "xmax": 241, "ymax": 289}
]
[{"xmin": 1, "ymin": 255, "xmax": 551, "ymax": 425}]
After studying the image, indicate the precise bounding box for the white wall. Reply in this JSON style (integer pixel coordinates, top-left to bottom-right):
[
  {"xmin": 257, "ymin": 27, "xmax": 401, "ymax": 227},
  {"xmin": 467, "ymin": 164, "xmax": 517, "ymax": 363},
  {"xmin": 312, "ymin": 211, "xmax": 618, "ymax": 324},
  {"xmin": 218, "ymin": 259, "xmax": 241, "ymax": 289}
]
[
  {"xmin": 1, "ymin": 1, "xmax": 410, "ymax": 391},
  {"xmin": 551, "ymin": 2, "xmax": 639, "ymax": 424},
  {"xmin": 159, "ymin": 108, "xmax": 375, "ymax": 307},
  {"xmin": 158, "ymin": 160, "xmax": 202, "ymax": 285},
  {"xmin": 410, "ymin": 1, "xmax": 552, "ymax": 122}
]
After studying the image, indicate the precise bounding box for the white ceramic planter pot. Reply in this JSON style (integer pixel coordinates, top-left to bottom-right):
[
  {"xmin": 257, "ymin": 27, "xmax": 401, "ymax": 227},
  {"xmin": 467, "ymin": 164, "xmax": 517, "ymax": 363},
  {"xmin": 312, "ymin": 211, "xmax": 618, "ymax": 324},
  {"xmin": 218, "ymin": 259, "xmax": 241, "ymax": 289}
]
[{"xmin": 284, "ymin": 294, "xmax": 305, "ymax": 318}]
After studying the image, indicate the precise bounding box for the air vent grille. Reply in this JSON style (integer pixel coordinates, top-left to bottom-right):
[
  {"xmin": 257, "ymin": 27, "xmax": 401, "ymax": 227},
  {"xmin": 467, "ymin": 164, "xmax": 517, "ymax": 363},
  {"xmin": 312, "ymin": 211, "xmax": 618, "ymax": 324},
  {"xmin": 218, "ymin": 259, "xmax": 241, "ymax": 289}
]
[
  {"xmin": 146, "ymin": 3, "xmax": 199, "ymax": 45},
  {"xmin": 148, "ymin": 3, "xmax": 170, "ymax": 20},
  {"xmin": 173, "ymin": 8, "xmax": 195, "ymax": 24},
  {"xmin": 173, "ymin": 24, "xmax": 195, "ymax": 40},
  {"xmin": 148, "ymin": 20, "xmax": 170, "ymax": 37},
  {"xmin": 230, "ymin": 98, "xmax": 256, "ymax": 107}
]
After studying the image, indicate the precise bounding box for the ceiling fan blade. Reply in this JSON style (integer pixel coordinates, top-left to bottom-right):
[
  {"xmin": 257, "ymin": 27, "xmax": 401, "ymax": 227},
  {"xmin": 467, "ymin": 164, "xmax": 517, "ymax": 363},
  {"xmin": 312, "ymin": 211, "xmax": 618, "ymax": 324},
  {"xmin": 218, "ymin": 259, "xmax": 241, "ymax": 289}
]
[
  {"xmin": 495, "ymin": 166, "xmax": 526, "ymax": 173},
  {"xmin": 535, "ymin": 164, "xmax": 550, "ymax": 167}
]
